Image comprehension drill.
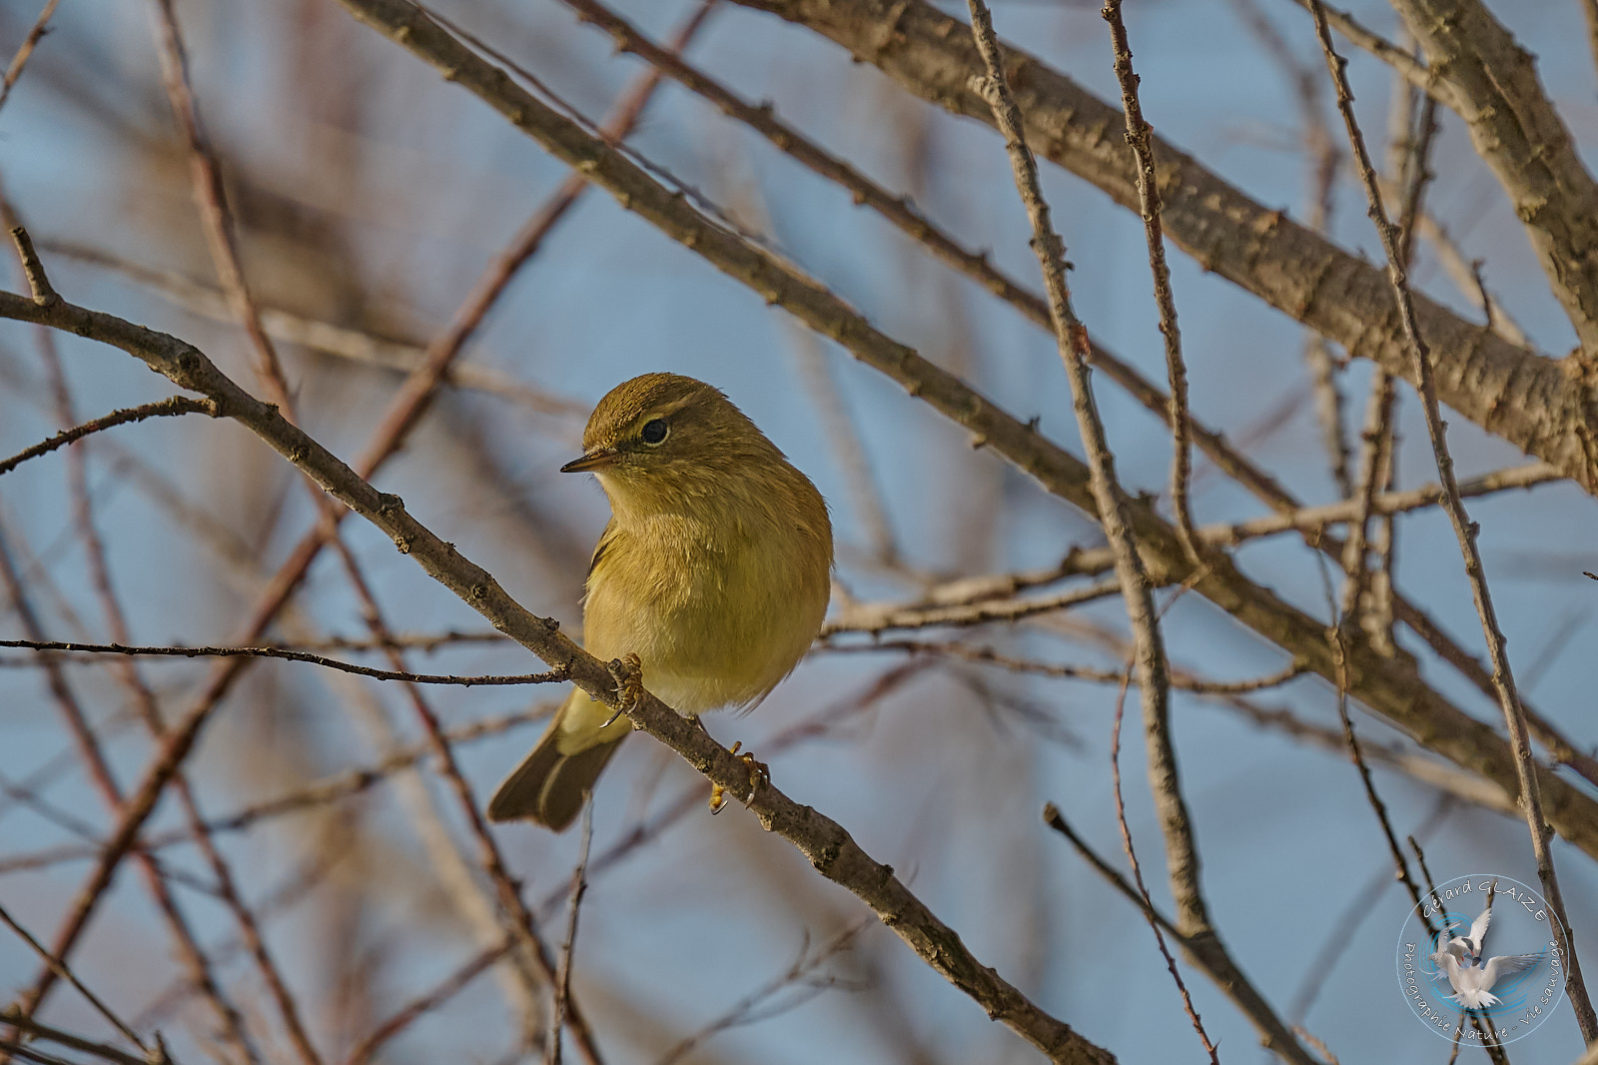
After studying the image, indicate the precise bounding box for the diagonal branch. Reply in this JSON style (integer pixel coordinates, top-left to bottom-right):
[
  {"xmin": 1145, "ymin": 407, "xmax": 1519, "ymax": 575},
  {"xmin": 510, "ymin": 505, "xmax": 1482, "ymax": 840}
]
[
  {"xmin": 1385, "ymin": 0, "xmax": 1598, "ymax": 362},
  {"xmin": 727, "ymin": 0, "xmax": 1594, "ymax": 485},
  {"xmin": 0, "ymin": 397, "xmax": 215, "ymax": 477}
]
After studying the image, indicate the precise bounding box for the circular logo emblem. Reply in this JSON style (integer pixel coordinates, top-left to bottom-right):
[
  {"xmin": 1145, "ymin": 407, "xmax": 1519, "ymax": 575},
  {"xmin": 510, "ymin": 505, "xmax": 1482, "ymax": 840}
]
[{"xmin": 1396, "ymin": 873, "xmax": 1568, "ymax": 1045}]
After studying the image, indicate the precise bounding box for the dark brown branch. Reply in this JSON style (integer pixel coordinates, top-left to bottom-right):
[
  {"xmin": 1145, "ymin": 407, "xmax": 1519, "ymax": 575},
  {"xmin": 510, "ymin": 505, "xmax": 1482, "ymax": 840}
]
[
  {"xmin": 0, "ymin": 638, "xmax": 570, "ymax": 685},
  {"xmin": 0, "ymin": 397, "xmax": 215, "ymax": 477}
]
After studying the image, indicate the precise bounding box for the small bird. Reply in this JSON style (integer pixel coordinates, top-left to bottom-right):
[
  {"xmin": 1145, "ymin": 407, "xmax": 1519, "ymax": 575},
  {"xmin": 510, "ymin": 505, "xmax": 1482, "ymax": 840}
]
[{"xmin": 487, "ymin": 373, "xmax": 833, "ymax": 831}]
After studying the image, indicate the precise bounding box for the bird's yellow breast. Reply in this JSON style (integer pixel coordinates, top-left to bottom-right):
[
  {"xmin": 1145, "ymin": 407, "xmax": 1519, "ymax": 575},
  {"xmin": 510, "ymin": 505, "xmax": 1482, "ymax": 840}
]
[{"xmin": 580, "ymin": 477, "xmax": 831, "ymax": 716}]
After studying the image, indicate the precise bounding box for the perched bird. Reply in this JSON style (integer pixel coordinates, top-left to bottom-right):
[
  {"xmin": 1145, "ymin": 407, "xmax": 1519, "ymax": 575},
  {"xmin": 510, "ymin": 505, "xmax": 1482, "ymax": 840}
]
[{"xmin": 487, "ymin": 373, "xmax": 833, "ymax": 831}]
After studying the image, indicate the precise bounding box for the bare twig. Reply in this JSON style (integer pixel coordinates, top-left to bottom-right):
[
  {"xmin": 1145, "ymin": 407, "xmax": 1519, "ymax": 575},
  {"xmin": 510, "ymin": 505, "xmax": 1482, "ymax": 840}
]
[
  {"xmin": 822, "ymin": 577, "xmax": 1122, "ymax": 636},
  {"xmin": 1103, "ymin": 645, "xmax": 1219, "ymax": 1063},
  {"xmin": 0, "ymin": 1011, "xmax": 164, "ymax": 1065},
  {"xmin": 1041, "ymin": 806, "xmax": 1324, "ymax": 1065},
  {"xmin": 0, "ymin": 0, "xmax": 62, "ymax": 115},
  {"xmin": 1101, "ymin": 0, "xmax": 1196, "ymax": 558},
  {"xmin": 340, "ymin": 934, "xmax": 516, "ymax": 1065},
  {"xmin": 823, "ymin": 638, "xmax": 1307, "ymax": 695},
  {"xmin": 0, "ymin": 638, "xmax": 570, "ymax": 685},
  {"xmin": 653, "ymin": 924, "xmax": 868, "ymax": 1065},
  {"xmin": 35, "ymin": 240, "xmax": 586, "ymax": 419},
  {"xmin": 547, "ymin": 809, "xmax": 593, "ymax": 1065},
  {"xmin": 0, "ymin": 906, "xmax": 148, "ymax": 1055},
  {"xmin": 0, "ymin": 397, "xmax": 214, "ymax": 477}
]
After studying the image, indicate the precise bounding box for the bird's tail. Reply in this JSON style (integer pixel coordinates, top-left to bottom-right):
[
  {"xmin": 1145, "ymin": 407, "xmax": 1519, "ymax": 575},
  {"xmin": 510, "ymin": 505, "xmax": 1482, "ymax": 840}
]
[
  {"xmin": 487, "ymin": 691, "xmax": 627, "ymax": 831},
  {"xmin": 1450, "ymin": 989, "xmax": 1502, "ymax": 1009}
]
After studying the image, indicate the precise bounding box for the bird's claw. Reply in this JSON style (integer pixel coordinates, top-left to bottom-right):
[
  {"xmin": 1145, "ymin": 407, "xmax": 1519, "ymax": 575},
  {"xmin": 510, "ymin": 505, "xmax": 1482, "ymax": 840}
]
[
  {"xmin": 709, "ymin": 741, "xmax": 769, "ymax": 815},
  {"xmin": 602, "ymin": 653, "xmax": 644, "ymax": 728}
]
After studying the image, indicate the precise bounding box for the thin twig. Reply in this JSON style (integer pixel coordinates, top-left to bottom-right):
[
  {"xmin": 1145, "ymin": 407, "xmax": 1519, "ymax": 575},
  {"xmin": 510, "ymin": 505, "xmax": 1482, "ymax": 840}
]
[
  {"xmin": 340, "ymin": 936, "xmax": 516, "ymax": 1065},
  {"xmin": 653, "ymin": 924, "xmax": 868, "ymax": 1065},
  {"xmin": 0, "ymin": 906, "xmax": 148, "ymax": 1054},
  {"xmin": 1104, "ymin": 642, "xmax": 1219, "ymax": 1063},
  {"xmin": 0, "ymin": 639, "xmax": 570, "ymax": 685},
  {"xmin": 547, "ymin": 808, "xmax": 593, "ymax": 1065},
  {"xmin": 1041, "ymin": 806, "xmax": 1326, "ymax": 1064},
  {"xmin": 0, "ymin": 0, "xmax": 62, "ymax": 115},
  {"xmin": 1101, "ymin": 0, "xmax": 1196, "ymax": 559},
  {"xmin": 823, "ymin": 638, "xmax": 1306, "ymax": 694},
  {"xmin": 822, "ymin": 577, "xmax": 1122, "ymax": 636},
  {"xmin": 35, "ymin": 240, "xmax": 586, "ymax": 419},
  {"xmin": 0, "ymin": 397, "xmax": 215, "ymax": 477},
  {"xmin": 0, "ymin": 1012, "xmax": 163, "ymax": 1065}
]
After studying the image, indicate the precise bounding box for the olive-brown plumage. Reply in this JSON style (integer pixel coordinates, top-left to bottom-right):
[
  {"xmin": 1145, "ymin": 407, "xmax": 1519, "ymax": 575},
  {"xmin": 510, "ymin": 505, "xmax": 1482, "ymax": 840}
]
[{"xmin": 487, "ymin": 373, "xmax": 833, "ymax": 830}]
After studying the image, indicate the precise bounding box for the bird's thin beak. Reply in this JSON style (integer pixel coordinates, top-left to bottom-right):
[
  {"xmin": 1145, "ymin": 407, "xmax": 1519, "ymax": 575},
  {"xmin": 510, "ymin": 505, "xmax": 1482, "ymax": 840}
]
[{"xmin": 560, "ymin": 448, "xmax": 619, "ymax": 473}]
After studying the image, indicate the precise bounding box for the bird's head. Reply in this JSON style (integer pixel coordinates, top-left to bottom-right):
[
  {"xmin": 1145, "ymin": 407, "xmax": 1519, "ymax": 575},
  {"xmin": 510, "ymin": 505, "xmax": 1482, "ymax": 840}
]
[{"xmin": 562, "ymin": 372, "xmax": 790, "ymax": 519}]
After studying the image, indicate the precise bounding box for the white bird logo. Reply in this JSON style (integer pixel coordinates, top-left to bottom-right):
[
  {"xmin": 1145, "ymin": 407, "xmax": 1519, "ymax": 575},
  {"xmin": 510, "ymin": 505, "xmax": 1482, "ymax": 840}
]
[{"xmin": 1429, "ymin": 897, "xmax": 1543, "ymax": 1009}]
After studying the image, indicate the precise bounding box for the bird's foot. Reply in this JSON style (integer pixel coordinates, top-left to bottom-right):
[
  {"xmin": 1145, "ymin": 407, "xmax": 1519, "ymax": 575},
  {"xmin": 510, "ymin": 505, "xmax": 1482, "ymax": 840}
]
[
  {"xmin": 709, "ymin": 741, "xmax": 769, "ymax": 815},
  {"xmin": 601, "ymin": 653, "xmax": 644, "ymax": 727}
]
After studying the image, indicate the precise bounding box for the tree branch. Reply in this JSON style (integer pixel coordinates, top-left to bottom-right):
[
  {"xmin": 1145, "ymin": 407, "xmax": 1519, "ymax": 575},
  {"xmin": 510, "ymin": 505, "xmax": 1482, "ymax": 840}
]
[
  {"xmin": 1385, "ymin": 0, "xmax": 1598, "ymax": 362},
  {"xmin": 728, "ymin": 0, "xmax": 1594, "ymax": 484}
]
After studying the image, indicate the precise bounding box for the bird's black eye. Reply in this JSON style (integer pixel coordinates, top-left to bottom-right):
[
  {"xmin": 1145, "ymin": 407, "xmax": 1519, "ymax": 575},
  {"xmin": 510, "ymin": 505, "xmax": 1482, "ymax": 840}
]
[{"xmin": 640, "ymin": 418, "xmax": 669, "ymax": 445}]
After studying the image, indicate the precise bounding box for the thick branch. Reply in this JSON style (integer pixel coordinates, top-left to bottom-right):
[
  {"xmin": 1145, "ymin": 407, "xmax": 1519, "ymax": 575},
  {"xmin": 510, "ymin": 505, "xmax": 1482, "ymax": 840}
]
[
  {"xmin": 1388, "ymin": 0, "xmax": 1598, "ymax": 361},
  {"xmin": 729, "ymin": 0, "xmax": 1593, "ymax": 483}
]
